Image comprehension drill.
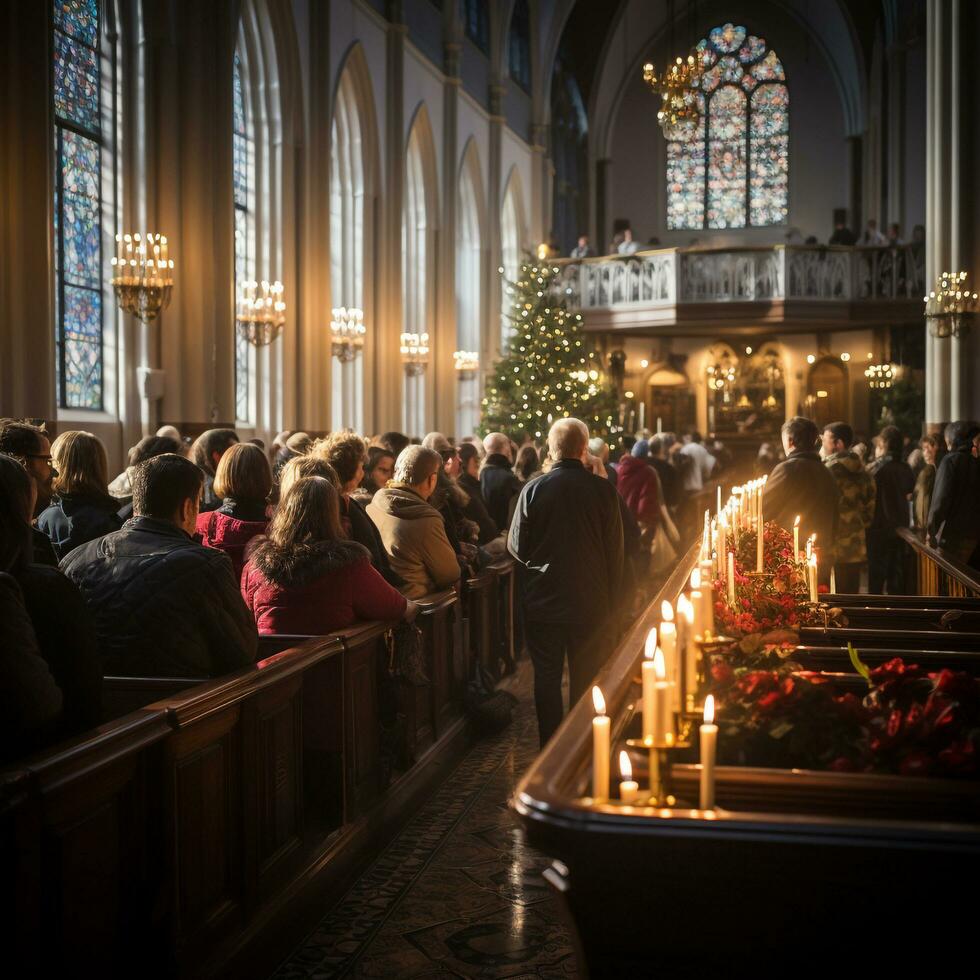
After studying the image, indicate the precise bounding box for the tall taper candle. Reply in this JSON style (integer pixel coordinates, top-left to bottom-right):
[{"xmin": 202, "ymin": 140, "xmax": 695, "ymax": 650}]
[
  {"xmin": 592, "ymin": 686, "xmax": 610, "ymax": 802},
  {"xmin": 727, "ymin": 550, "xmax": 736, "ymax": 606},
  {"xmin": 830, "ymin": 565, "xmax": 837, "ymax": 595},
  {"xmin": 677, "ymin": 593, "xmax": 695, "ymax": 707},
  {"xmin": 699, "ymin": 695, "xmax": 718, "ymax": 810},
  {"xmin": 808, "ymin": 554, "xmax": 818, "ymax": 603},
  {"xmin": 653, "ymin": 648, "xmax": 672, "ymax": 743},
  {"xmin": 659, "ymin": 601, "xmax": 679, "ymax": 713},
  {"xmin": 641, "ymin": 628, "xmax": 658, "ymax": 741},
  {"xmin": 793, "ymin": 515, "xmax": 801, "ymax": 562}
]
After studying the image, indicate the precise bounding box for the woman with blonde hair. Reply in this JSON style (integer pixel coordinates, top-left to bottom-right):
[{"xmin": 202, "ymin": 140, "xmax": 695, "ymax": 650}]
[
  {"xmin": 277, "ymin": 453, "xmax": 341, "ymax": 501},
  {"xmin": 241, "ymin": 476, "xmax": 416, "ymax": 635},
  {"xmin": 37, "ymin": 430, "xmax": 121, "ymax": 559},
  {"xmin": 196, "ymin": 442, "xmax": 273, "ymax": 580}
]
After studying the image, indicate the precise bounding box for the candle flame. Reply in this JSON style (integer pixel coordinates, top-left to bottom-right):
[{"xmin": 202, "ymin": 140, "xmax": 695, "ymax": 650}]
[
  {"xmin": 794, "ymin": 515, "xmax": 800, "ymax": 527},
  {"xmin": 661, "ymin": 600, "xmax": 674, "ymax": 623},
  {"xmin": 653, "ymin": 647, "xmax": 666, "ymax": 680},
  {"xmin": 592, "ymin": 685, "xmax": 606, "ymax": 715},
  {"xmin": 619, "ymin": 750, "xmax": 632, "ymax": 781},
  {"xmin": 644, "ymin": 627, "xmax": 658, "ymax": 660},
  {"xmin": 704, "ymin": 694, "xmax": 715, "ymax": 724},
  {"xmin": 690, "ymin": 567, "xmax": 701, "ymax": 590}
]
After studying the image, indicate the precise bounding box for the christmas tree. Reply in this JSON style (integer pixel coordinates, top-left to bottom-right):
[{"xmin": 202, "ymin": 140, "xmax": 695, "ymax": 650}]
[{"xmin": 480, "ymin": 259, "xmax": 622, "ymax": 440}]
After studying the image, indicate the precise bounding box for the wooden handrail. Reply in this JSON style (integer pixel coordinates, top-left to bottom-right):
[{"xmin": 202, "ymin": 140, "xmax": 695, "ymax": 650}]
[{"xmin": 898, "ymin": 527, "xmax": 980, "ymax": 597}]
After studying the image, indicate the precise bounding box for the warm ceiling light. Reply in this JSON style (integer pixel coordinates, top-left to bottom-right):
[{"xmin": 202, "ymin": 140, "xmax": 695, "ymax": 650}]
[
  {"xmin": 624, "ymin": 390, "xmax": 635, "ymax": 399},
  {"xmin": 867, "ymin": 352, "xmax": 874, "ymax": 359},
  {"xmin": 816, "ymin": 389, "xmax": 828, "ymax": 398},
  {"xmin": 806, "ymin": 354, "xmax": 816, "ymax": 364},
  {"xmin": 840, "ymin": 352, "xmax": 851, "ymax": 362},
  {"xmin": 640, "ymin": 358, "xmax": 649, "ymax": 368},
  {"xmin": 745, "ymin": 346, "xmax": 753, "ymax": 355}
]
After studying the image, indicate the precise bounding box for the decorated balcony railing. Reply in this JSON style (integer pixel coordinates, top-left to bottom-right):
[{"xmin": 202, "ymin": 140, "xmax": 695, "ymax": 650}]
[{"xmin": 554, "ymin": 244, "xmax": 926, "ymax": 316}]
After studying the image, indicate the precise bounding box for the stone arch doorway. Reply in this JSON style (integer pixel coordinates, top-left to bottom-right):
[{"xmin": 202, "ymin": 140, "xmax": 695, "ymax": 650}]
[{"xmin": 807, "ymin": 357, "xmax": 849, "ymax": 427}]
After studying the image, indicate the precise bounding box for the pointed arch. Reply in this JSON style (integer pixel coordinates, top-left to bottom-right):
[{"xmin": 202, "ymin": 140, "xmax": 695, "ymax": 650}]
[
  {"xmin": 330, "ymin": 43, "xmax": 380, "ymax": 432},
  {"xmin": 500, "ymin": 165, "xmax": 527, "ymax": 352},
  {"xmin": 402, "ymin": 103, "xmax": 440, "ymax": 437},
  {"xmin": 456, "ymin": 138, "xmax": 487, "ymax": 437}
]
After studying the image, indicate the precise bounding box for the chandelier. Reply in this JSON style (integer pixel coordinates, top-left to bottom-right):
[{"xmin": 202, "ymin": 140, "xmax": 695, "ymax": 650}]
[
  {"xmin": 237, "ymin": 280, "xmax": 285, "ymax": 347},
  {"xmin": 111, "ymin": 232, "xmax": 174, "ymax": 323},
  {"xmin": 330, "ymin": 307, "xmax": 365, "ymax": 362},
  {"xmin": 453, "ymin": 350, "xmax": 479, "ymax": 381},
  {"xmin": 924, "ymin": 271, "xmax": 979, "ymax": 338},
  {"xmin": 643, "ymin": 48, "xmax": 707, "ymax": 137},
  {"xmin": 706, "ymin": 356, "xmax": 736, "ymax": 391},
  {"xmin": 865, "ymin": 363, "xmax": 895, "ymax": 389},
  {"xmin": 400, "ymin": 332, "xmax": 430, "ymax": 376}
]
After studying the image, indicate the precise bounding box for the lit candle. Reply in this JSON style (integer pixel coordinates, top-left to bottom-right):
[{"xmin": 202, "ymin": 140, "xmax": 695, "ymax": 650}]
[
  {"xmin": 830, "ymin": 565, "xmax": 837, "ymax": 595},
  {"xmin": 718, "ymin": 513, "xmax": 727, "ymax": 580},
  {"xmin": 716, "ymin": 484, "xmax": 722, "ymax": 516},
  {"xmin": 727, "ymin": 550, "xmax": 736, "ymax": 606},
  {"xmin": 619, "ymin": 750, "xmax": 640, "ymax": 804},
  {"xmin": 592, "ymin": 686, "xmax": 610, "ymax": 802},
  {"xmin": 660, "ymin": 601, "xmax": 679, "ymax": 712},
  {"xmin": 653, "ymin": 648, "xmax": 672, "ymax": 743},
  {"xmin": 756, "ymin": 511, "xmax": 764, "ymax": 573},
  {"xmin": 699, "ymin": 695, "xmax": 718, "ymax": 810},
  {"xmin": 701, "ymin": 569, "xmax": 715, "ymax": 636},
  {"xmin": 677, "ymin": 593, "xmax": 695, "ymax": 705},
  {"xmin": 793, "ymin": 515, "xmax": 801, "ymax": 561},
  {"xmin": 641, "ymin": 628, "xmax": 658, "ymax": 742},
  {"xmin": 808, "ymin": 553, "xmax": 818, "ymax": 602}
]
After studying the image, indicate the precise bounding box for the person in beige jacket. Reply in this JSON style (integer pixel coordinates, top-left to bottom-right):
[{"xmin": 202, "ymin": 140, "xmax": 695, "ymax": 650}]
[{"xmin": 367, "ymin": 446, "xmax": 462, "ymax": 599}]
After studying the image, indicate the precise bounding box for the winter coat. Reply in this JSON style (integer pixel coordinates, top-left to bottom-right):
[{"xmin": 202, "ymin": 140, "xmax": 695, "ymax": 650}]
[
  {"xmin": 763, "ymin": 450, "xmax": 840, "ymax": 561},
  {"xmin": 0, "ymin": 572, "xmax": 63, "ymax": 761},
  {"xmin": 508, "ymin": 459, "xmax": 624, "ymax": 625},
  {"xmin": 616, "ymin": 455, "xmax": 662, "ymax": 527},
  {"xmin": 340, "ymin": 495, "xmax": 405, "ymax": 588},
  {"xmin": 458, "ymin": 472, "xmax": 500, "ymax": 544},
  {"xmin": 928, "ymin": 443, "xmax": 980, "ymax": 548},
  {"xmin": 16, "ymin": 563, "xmax": 102, "ymax": 735},
  {"xmin": 824, "ymin": 451, "xmax": 876, "ymax": 564},
  {"xmin": 241, "ymin": 538, "xmax": 406, "ymax": 636},
  {"xmin": 108, "ymin": 467, "xmax": 134, "ymax": 505},
  {"xmin": 367, "ymin": 485, "xmax": 462, "ymax": 599},
  {"xmin": 430, "ymin": 474, "xmax": 481, "ymax": 549},
  {"xmin": 37, "ymin": 492, "xmax": 123, "ymax": 561},
  {"xmin": 913, "ymin": 463, "xmax": 936, "ymax": 530},
  {"xmin": 868, "ymin": 456, "xmax": 915, "ymax": 532},
  {"xmin": 196, "ymin": 499, "xmax": 269, "ymax": 582},
  {"xmin": 199, "ymin": 473, "xmax": 221, "ymax": 513},
  {"xmin": 480, "ymin": 455, "xmax": 522, "ymax": 531},
  {"xmin": 32, "ymin": 527, "xmax": 58, "ymax": 567},
  {"xmin": 649, "ymin": 457, "xmax": 681, "ymax": 509},
  {"xmin": 61, "ymin": 516, "xmax": 258, "ymax": 678}
]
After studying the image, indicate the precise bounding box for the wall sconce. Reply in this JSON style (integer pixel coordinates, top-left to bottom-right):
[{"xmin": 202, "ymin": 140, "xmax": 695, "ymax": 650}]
[
  {"xmin": 400, "ymin": 332, "xmax": 430, "ymax": 377},
  {"xmin": 111, "ymin": 232, "xmax": 174, "ymax": 322},
  {"xmin": 330, "ymin": 307, "xmax": 365, "ymax": 362},
  {"xmin": 237, "ymin": 279, "xmax": 285, "ymax": 346},
  {"xmin": 454, "ymin": 350, "xmax": 479, "ymax": 381}
]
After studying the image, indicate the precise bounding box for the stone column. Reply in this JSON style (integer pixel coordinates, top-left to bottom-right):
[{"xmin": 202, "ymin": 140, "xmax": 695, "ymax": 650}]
[
  {"xmin": 487, "ymin": 83, "xmax": 505, "ymax": 365},
  {"xmin": 0, "ymin": 0, "xmax": 56, "ymax": 421},
  {"xmin": 529, "ymin": 121, "xmax": 549, "ymax": 246}
]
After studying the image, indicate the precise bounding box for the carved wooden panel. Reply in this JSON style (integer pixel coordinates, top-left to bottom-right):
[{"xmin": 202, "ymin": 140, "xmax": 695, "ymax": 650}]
[{"xmin": 344, "ymin": 637, "xmax": 381, "ymax": 817}]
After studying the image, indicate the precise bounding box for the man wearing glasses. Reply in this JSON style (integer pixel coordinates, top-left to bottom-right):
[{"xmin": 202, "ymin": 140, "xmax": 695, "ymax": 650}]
[{"xmin": 0, "ymin": 419, "xmax": 60, "ymax": 566}]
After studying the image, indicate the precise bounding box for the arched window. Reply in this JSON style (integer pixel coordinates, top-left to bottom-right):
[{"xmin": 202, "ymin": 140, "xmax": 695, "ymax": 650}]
[
  {"xmin": 53, "ymin": 0, "xmax": 115, "ymax": 410},
  {"xmin": 508, "ymin": 0, "xmax": 531, "ymax": 92},
  {"xmin": 232, "ymin": 50, "xmax": 256, "ymax": 423},
  {"xmin": 666, "ymin": 23, "xmax": 789, "ymax": 230},
  {"xmin": 550, "ymin": 42, "xmax": 589, "ymax": 254},
  {"xmin": 500, "ymin": 170, "xmax": 526, "ymax": 352},
  {"xmin": 330, "ymin": 53, "xmax": 376, "ymax": 433},
  {"xmin": 402, "ymin": 109, "xmax": 438, "ymax": 437},
  {"xmin": 462, "ymin": 0, "xmax": 489, "ymax": 53},
  {"xmin": 456, "ymin": 143, "xmax": 485, "ymax": 438}
]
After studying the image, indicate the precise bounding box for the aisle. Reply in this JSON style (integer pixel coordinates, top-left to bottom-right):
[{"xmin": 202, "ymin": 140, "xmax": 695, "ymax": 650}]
[{"xmin": 271, "ymin": 662, "xmax": 578, "ymax": 979}]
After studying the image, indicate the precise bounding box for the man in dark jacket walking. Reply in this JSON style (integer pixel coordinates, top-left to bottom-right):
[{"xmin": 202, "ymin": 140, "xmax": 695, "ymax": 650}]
[
  {"xmin": 62, "ymin": 454, "xmax": 258, "ymax": 678},
  {"xmin": 867, "ymin": 426, "xmax": 915, "ymax": 593},
  {"xmin": 763, "ymin": 417, "xmax": 840, "ymax": 576},
  {"xmin": 508, "ymin": 418, "xmax": 624, "ymax": 746},
  {"xmin": 481, "ymin": 432, "xmax": 522, "ymax": 531},
  {"xmin": 928, "ymin": 421, "xmax": 980, "ymax": 564}
]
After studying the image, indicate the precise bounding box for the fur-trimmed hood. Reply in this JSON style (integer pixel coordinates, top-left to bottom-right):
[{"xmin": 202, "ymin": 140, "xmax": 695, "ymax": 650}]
[
  {"xmin": 247, "ymin": 536, "xmax": 371, "ymax": 587},
  {"xmin": 430, "ymin": 474, "xmax": 470, "ymax": 512}
]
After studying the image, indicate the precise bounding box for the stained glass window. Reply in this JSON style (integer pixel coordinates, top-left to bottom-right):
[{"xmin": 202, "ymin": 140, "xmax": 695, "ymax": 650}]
[
  {"xmin": 666, "ymin": 23, "xmax": 789, "ymax": 230},
  {"xmin": 233, "ymin": 51, "xmax": 255, "ymax": 423},
  {"xmin": 53, "ymin": 0, "xmax": 103, "ymax": 409}
]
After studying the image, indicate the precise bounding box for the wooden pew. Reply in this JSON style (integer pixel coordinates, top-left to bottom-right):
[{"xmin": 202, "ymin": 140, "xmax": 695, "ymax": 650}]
[
  {"xmin": 465, "ymin": 568, "xmax": 496, "ymax": 680},
  {"xmin": 103, "ymin": 675, "xmax": 204, "ymax": 719}
]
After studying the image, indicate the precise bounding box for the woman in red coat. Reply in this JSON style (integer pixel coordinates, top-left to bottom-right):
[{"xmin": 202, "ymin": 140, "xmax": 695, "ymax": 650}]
[
  {"xmin": 241, "ymin": 476, "xmax": 417, "ymax": 635},
  {"xmin": 616, "ymin": 441, "xmax": 662, "ymax": 529},
  {"xmin": 196, "ymin": 442, "xmax": 273, "ymax": 581}
]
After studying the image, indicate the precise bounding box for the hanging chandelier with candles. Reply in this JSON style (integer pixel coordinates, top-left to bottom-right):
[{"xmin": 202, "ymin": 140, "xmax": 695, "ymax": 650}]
[
  {"xmin": 865, "ymin": 363, "xmax": 895, "ymax": 390},
  {"xmin": 237, "ymin": 280, "xmax": 285, "ymax": 347},
  {"xmin": 924, "ymin": 271, "xmax": 979, "ymax": 339},
  {"xmin": 330, "ymin": 307, "xmax": 366, "ymax": 362},
  {"xmin": 111, "ymin": 232, "xmax": 174, "ymax": 323},
  {"xmin": 642, "ymin": 48, "xmax": 707, "ymax": 137},
  {"xmin": 400, "ymin": 332, "xmax": 430, "ymax": 376},
  {"xmin": 453, "ymin": 350, "xmax": 480, "ymax": 381}
]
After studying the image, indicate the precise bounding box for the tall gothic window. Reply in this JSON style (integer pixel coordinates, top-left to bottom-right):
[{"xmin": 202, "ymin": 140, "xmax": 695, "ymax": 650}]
[
  {"xmin": 666, "ymin": 22, "xmax": 789, "ymax": 230},
  {"xmin": 233, "ymin": 50, "xmax": 256, "ymax": 424},
  {"xmin": 53, "ymin": 0, "xmax": 106, "ymax": 409},
  {"xmin": 462, "ymin": 0, "xmax": 489, "ymax": 52},
  {"xmin": 508, "ymin": 0, "xmax": 531, "ymax": 91}
]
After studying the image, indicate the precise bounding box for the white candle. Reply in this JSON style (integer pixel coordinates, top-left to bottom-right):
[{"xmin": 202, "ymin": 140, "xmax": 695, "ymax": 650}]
[
  {"xmin": 808, "ymin": 553, "xmax": 818, "ymax": 602},
  {"xmin": 727, "ymin": 551, "xmax": 736, "ymax": 606},
  {"xmin": 793, "ymin": 515, "xmax": 801, "ymax": 561},
  {"xmin": 830, "ymin": 565, "xmax": 837, "ymax": 595},
  {"xmin": 716, "ymin": 484, "xmax": 722, "ymax": 516},
  {"xmin": 618, "ymin": 750, "xmax": 640, "ymax": 803},
  {"xmin": 653, "ymin": 648, "xmax": 672, "ymax": 743},
  {"xmin": 592, "ymin": 686, "xmax": 610, "ymax": 802},
  {"xmin": 701, "ymin": 572, "xmax": 715, "ymax": 636},
  {"xmin": 718, "ymin": 515, "xmax": 727, "ymax": 580},
  {"xmin": 660, "ymin": 601, "xmax": 679, "ymax": 712},
  {"xmin": 677, "ymin": 593, "xmax": 695, "ymax": 706},
  {"xmin": 641, "ymin": 628, "xmax": 657, "ymax": 741},
  {"xmin": 700, "ymin": 695, "xmax": 718, "ymax": 810}
]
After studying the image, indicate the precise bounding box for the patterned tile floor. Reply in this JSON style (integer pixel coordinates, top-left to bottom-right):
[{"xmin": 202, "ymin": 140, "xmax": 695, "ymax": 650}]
[{"xmin": 271, "ymin": 662, "xmax": 579, "ymax": 979}]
